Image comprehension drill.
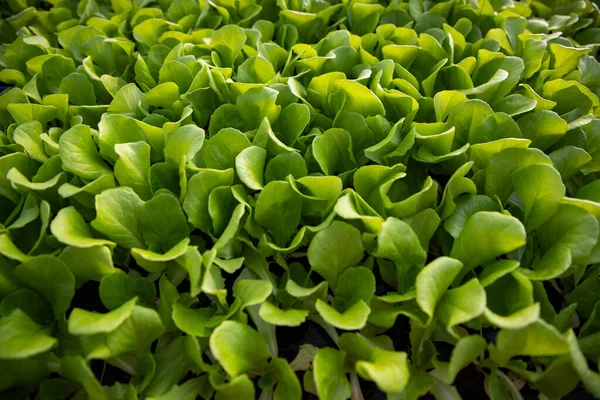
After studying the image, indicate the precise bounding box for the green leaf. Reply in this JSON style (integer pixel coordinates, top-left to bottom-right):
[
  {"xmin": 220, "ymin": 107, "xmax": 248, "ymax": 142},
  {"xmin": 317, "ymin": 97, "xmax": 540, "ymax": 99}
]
[
  {"xmin": 450, "ymin": 212, "xmax": 526, "ymax": 268},
  {"xmin": 59, "ymin": 245, "xmax": 116, "ymax": 282},
  {"xmin": 437, "ymin": 278, "xmax": 486, "ymax": 331},
  {"xmin": 52, "ymin": 206, "xmax": 115, "ymax": 248},
  {"xmin": 235, "ymin": 146, "xmax": 266, "ymax": 190},
  {"xmin": 485, "ymin": 147, "xmax": 553, "ymax": 202},
  {"xmin": 519, "ymin": 245, "xmax": 571, "ymax": 281},
  {"xmin": 143, "ymin": 82, "xmax": 180, "ymax": 110},
  {"xmin": 91, "ymin": 187, "xmax": 145, "ymax": 249},
  {"xmin": 538, "ymin": 204, "xmax": 599, "ymax": 263},
  {"xmin": 511, "ymin": 163, "xmax": 565, "ymax": 231},
  {"xmin": 14, "ymin": 255, "xmax": 75, "ymax": 315},
  {"xmin": 131, "ymin": 238, "xmax": 190, "ymax": 273},
  {"xmin": 59, "ymin": 124, "xmax": 111, "ymax": 181},
  {"xmin": 313, "ymin": 128, "xmax": 356, "ymax": 175},
  {"xmin": 60, "ymin": 72, "xmax": 96, "ymax": 106},
  {"xmin": 567, "ymin": 330, "xmax": 600, "ymax": 397},
  {"xmin": 107, "ymin": 83, "xmax": 144, "ymax": 118},
  {"xmin": 549, "ymin": 43, "xmax": 591, "ymax": 77},
  {"xmin": 114, "ymin": 141, "xmax": 153, "ymax": 200},
  {"xmin": 199, "ymin": 128, "xmax": 251, "ymax": 170},
  {"xmin": 432, "ymin": 336, "xmax": 486, "ymax": 385},
  {"xmin": 183, "ymin": 168, "xmax": 234, "ymax": 232},
  {"xmin": 565, "ymin": 274, "xmax": 600, "ymax": 319},
  {"xmin": 211, "ymin": 25, "xmax": 247, "ymax": 67},
  {"xmin": 484, "ymin": 271, "xmax": 539, "ymax": 329},
  {"xmin": 416, "ymin": 257, "xmax": 463, "ymax": 324},
  {"xmin": 307, "ymin": 221, "xmax": 365, "ymax": 288},
  {"xmin": 273, "ymin": 103, "xmax": 311, "ymax": 147},
  {"xmin": 100, "ymin": 270, "xmax": 155, "ymax": 311},
  {"xmin": 0, "ymin": 288, "xmax": 51, "ymax": 325},
  {"xmin": 268, "ymin": 358, "xmax": 302, "ymax": 400},
  {"xmin": 444, "ymin": 195, "xmax": 500, "ymax": 239},
  {"xmin": 492, "ymin": 94, "xmax": 537, "ymax": 117},
  {"xmin": 237, "ymin": 87, "xmax": 281, "ymax": 130},
  {"xmin": 164, "ymin": 125, "xmax": 205, "ymax": 167},
  {"xmin": 258, "ymin": 302, "xmax": 308, "ymax": 327},
  {"xmin": 255, "ymin": 181, "xmax": 302, "ymax": 246},
  {"xmin": 339, "ymin": 333, "xmax": 410, "ymax": 393},
  {"xmin": 147, "ymin": 376, "xmax": 208, "ymax": 400},
  {"xmin": 313, "ymin": 348, "xmax": 351, "ymax": 400},
  {"xmin": 0, "ymin": 153, "xmax": 40, "ymax": 203},
  {"xmin": 13, "ymin": 121, "xmax": 48, "ymax": 162},
  {"xmin": 237, "ymin": 56, "xmax": 276, "ymax": 84},
  {"xmin": 59, "ymin": 356, "xmax": 104, "ymax": 400},
  {"xmin": 209, "ymin": 320, "xmax": 270, "ymax": 377},
  {"xmin": 265, "ymin": 152, "xmax": 307, "ymax": 183},
  {"xmin": 374, "ymin": 217, "xmax": 427, "ymax": 267},
  {"xmin": 0, "ymin": 309, "xmax": 57, "ymax": 359},
  {"xmin": 139, "ymin": 193, "xmax": 189, "ymax": 253},
  {"xmin": 490, "ymin": 320, "xmax": 569, "ymax": 365},
  {"xmin": 315, "ymin": 299, "xmax": 371, "ymax": 330},
  {"xmin": 68, "ymin": 298, "xmax": 136, "ymax": 335},
  {"xmin": 316, "ymin": 266, "xmax": 375, "ymax": 330},
  {"xmin": 517, "ymin": 110, "xmax": 568, "ymax": 151},
  {"xmin": 73, "ymin": 302, "xmax": 165, "ymax": 359}
]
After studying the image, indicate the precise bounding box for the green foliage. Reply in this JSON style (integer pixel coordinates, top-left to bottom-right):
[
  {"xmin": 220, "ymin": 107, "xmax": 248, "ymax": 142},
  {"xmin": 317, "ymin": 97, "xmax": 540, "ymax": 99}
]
[{"xmin": 1, "ymin": 0, "xmax": 600, "ymax": 398}]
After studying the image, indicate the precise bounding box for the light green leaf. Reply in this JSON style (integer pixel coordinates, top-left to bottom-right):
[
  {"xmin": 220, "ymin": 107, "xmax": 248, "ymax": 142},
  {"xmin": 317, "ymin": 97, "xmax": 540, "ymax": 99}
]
[
  {"xmin": 307, "ymin": 221, "xmax": 365, "ymax": 288},
  {"xmin": 437, "ymin": 278, "xmax": 486, "ymax": 331},
  {"xmin": 183, "ymin": 168, "xmax": 234, "ymax": 232},
  {"xmin": 164, "ymin": 125, "xmax": 205, "ymax": 167},
  {"xmin": 14, "ymin": 255, "xmax": 75, "ymax": 315},
  {"xmin": 255, "ymin": 181, "xmax": 302, "ymax": 247},
  {"xmin": 433, "ymin": 336, "xmax": 486, "ymax": 385},
  {"xmin": 114, "ymin": 142, "xmax": 153, "ymax": 200},
  {"xmin": 235, "ymin": 146, "xmax": 266, "ymax": 191},
  {"xmin": 538, "ymin": 204, "xmax": 599, "ymax": 263},
  {"xmin": 51, "ymin": 207, "xmax": 115, "ymax": 248},
  {"xmin": 450, "ymin": 212, "xmax": 526, "ymax": 268},
  {"xmin": 59, "ymin": 246, "xmax": 116, "ymax": 282},
  {"xmin": 313, "ymin": 348, "xmax": 351, "ymax": 400},
  {"xmin": 13, "ymin": 121, "xmax": 48, "ymax": 162},
  {"xmin": 0, "ymin": 309, "xmax": 57, "ymax": 359},
  {"xmin": 139, "ymin": 193, "xmax": 189, "ymax": 253},
  {"xmin": 59, "ymin": 124, "xmax": 111, "ymax": 181},
  {"xmin": 258, "ymin": 302, "xmax": 309, "ymax": 327},
  {"xmin": 416, "ymin": 257, "xmax": 463, "ymax": 324},
  {"xmin": 209, "ymin": 320, "xmax": 270, "ymax": 377},
  {"xmin": 68, "ymin": 298, "xmax": 136, "ymax": 335},
  {"xmin": 374, "ymin": 217, "xmax": 427, "ymax": 267},
  {"xmin": 511, "ymin": 163, "xmax": 565, "ymax": 231},
  {"xmin": 490, "ymin": 320, "xmax": 569, "ymax": 365},
  {"xmin": 91, "ymin": 187, "xmax": 145, "ymax": 249}
]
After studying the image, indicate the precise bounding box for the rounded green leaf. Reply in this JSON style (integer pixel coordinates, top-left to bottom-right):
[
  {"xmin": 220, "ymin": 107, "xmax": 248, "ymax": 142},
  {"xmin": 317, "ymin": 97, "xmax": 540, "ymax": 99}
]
[
  {"xmin": 0, "ymin": 309, "xmax": 57, "ymax": 359},
  {"xmin": 91, "ymin": 187, "xmax": 145, "ymax": 249},
  {"xmin": 315, "ymin": 299, "xmax": 371, "ymax": 330},
  {"xmin": 235, "ymin": 146, "xmax": 266, "ymax": 190},
  {"xmin": 416, "ymin": 257, "xmax": 463, "ymax": 324},
  {"xmin": 255, "ymin": 181, "xmax": 302, "ymax": 247},
  {"xmin": 307, "ymin": 221, "xmax": 365, "ymax": 288},
  {"xmin": 209, "ymin": 320, "xmax": 270, "ymax": 377},
  {"xmin": 437, "ymin": 278, "xmax": 486, "ymax": 331},
  {"xmin": 59, "ymin": 125, "xmax": 111, "ymax": 181},
  {"xmin": 450, "ymin": 211, "xmax": 526, "ymax": 268},
  {"xmin": 313, "ymin": 348, "xmax": 351, "ymax": 400},
  {"xmin": 68, "ymin": 298, "xmax": 136, "ymax": 335},
  {"xmin": 538, "ymin": 204, "xmax": 599, "ymax": 263},
  {"xmin": 14, "ymin": 255, "xmax": 75, "ymax": 315},
  {"xmin": 511, "ymin": 163, "xmax": 565, "ymax": 231},
  {"xmin": 258, "ymin": 302, "xmax": 308, "ymax": 327}
]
